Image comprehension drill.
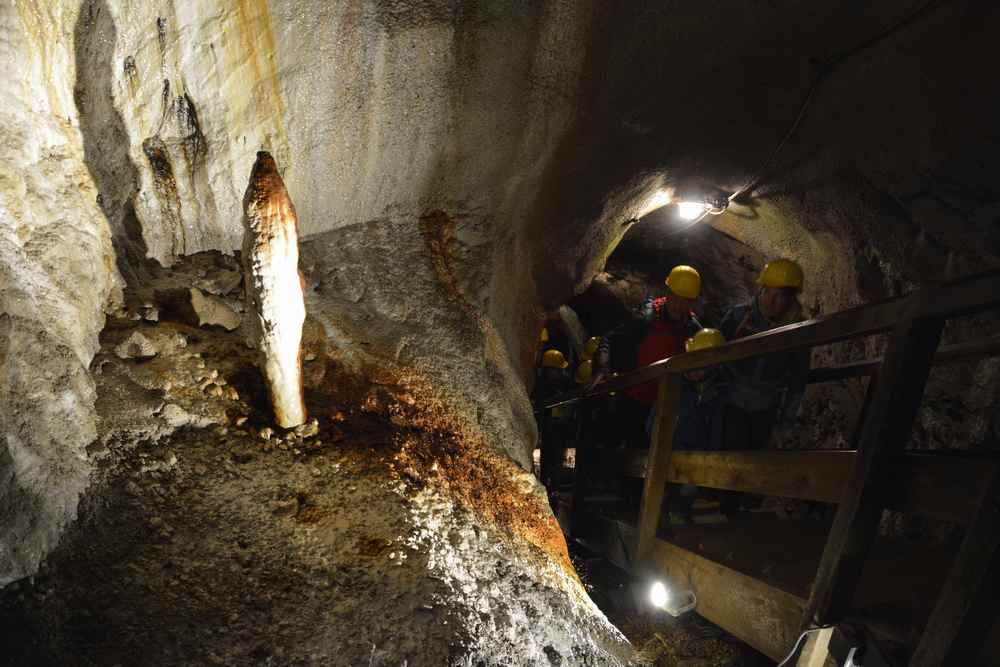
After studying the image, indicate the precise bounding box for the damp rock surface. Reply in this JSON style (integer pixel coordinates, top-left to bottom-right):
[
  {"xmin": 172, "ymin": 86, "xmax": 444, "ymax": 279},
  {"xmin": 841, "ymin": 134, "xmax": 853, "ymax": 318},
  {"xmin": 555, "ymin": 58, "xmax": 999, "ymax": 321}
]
[{"xmin": 0, "ymin": 303, "xmax": 630, "ymax": 667}]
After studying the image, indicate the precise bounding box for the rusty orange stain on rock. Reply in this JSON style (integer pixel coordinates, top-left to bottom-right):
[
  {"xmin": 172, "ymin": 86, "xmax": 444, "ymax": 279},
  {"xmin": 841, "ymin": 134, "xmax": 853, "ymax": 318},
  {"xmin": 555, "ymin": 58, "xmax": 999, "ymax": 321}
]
[
  {"xmin": 311, "ymin": 351, "xmax": 579, "ymax": 584},
  {"xmin": 142, "ymin": 136, "xmax": 186, "ymax": 255},
  {"xmin": 232, "ymin": 0, "xmax": 291, "ymax": 168},
  {"xmin": 419, "ymin": 210, "xmax": 515, "ymax": 374},
  {"xmin": 420, "ymin": 210, "xmax": 477, "ymax": 322}
]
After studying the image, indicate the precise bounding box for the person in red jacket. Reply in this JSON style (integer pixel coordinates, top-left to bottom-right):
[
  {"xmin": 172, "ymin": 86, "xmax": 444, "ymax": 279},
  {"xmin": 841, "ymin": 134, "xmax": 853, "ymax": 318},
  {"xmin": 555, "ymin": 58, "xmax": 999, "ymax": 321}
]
[{"xmin": 592, "ymin": 265, "xmax": 705, "ymax": 443}]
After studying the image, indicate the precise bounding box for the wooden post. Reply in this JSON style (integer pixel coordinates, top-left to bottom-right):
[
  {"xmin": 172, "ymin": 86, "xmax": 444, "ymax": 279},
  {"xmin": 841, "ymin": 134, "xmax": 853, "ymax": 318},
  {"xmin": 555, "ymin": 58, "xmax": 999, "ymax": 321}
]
[
  {"xmin": 636, "ymin": 373, "xmax": 684, "ymax": 568},
  {"xmin": 804, "ymin": 313, "xmax": 945, "ymax": 626},
  {"xmin": 795, "ymin": 626, "xmax": 835, "ymax": 667},
  {"xmin": 910, "ymin": 468, "xmax": 1000, "ymax": 666},
  {"xmin": 570, "ymin": 399, "xmax": 593, "ymax": 539},
  {"xmin": 850, "ymin": 370, "xmax": 878, "ymax": 447}
]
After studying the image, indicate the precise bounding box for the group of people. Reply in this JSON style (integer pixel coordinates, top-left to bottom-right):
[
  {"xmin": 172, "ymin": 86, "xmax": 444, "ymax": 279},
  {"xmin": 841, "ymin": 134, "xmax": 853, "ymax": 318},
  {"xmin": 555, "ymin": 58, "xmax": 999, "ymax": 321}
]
[{"xmin": 534, "ymin": 258, "xmax": 811, "ymax": 519}]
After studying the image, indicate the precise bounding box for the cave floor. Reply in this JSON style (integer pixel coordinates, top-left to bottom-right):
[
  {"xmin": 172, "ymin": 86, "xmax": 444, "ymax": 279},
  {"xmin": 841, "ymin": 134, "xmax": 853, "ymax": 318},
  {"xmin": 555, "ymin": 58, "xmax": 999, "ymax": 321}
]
[
  {"xmin": 0, "ymin": 255, "xmax": 624, "ymax": 665},
  {"xmin": 0, "ymin": 329, "xmax": 590, "ymax": 664}
]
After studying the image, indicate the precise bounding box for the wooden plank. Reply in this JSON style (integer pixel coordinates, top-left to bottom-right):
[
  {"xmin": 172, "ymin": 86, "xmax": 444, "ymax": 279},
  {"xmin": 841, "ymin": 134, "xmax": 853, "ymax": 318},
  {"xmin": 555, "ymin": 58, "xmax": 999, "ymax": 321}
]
[
  {"xmin": 667, "ymin": 450, "xmax": 853, "ymax": 503},
  {"xmin": 807, "ymin": 359, "xmax": 879, "ymax": 383},
  {"xmin": 546, "ymin": 297, "xmax": 909, "ymax": 407},
  {"xmin": 663, "ymin": 276, "xmax": 998, "ymax": 374},
  {"xmin": 796, "ymin": 627, "xmax": 834, "ymax": 667},
  {"xmin": 934, "ymin": 335, "xmax": 1000, "ymax": 365},
  {"xmin": 587, "ymin": 514, "xmax": 806, "ymax": 662},
  {"xmin": 636, "ymin": 374, "xmax": 683, "ymax": 568},
  {"xmin": 805, "ymin": 314, "xmax": 945, "ymax": 626},
  {"xmin": 622, "ymin": 448, "xmax": 996, "ymax": 524},
  {"xmin": 649, "ymin": 533, "xmax": 806, "ymax": 661},
  {"xmin": 919, "ymin": 271, "xmax": 1000, "ymax": 320},
  {"xmin": 911, "ymin": 468, "xmax": 1000, "ymax": 666}
]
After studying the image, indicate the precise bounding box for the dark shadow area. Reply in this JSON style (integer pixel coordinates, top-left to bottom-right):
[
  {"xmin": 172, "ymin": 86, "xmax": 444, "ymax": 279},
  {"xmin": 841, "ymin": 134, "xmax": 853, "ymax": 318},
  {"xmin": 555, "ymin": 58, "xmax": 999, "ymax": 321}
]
[{"xmin": 73, "ymin": 0, "xmax": 153, "ymax": 286}]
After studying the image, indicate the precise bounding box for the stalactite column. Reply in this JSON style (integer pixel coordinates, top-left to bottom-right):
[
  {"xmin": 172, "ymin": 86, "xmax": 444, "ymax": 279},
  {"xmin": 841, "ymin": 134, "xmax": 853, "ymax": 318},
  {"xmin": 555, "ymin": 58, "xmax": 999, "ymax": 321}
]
[{"xmin": 241, "ymin": 151, "xmax": 307, "ymax": 428}]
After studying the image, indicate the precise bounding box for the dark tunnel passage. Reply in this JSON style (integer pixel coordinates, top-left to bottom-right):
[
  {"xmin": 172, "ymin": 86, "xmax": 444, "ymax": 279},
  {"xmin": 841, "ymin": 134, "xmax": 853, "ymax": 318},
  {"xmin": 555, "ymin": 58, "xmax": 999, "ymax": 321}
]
[{"xmin": 531, "ymin": 196, "xmax": 1000, "ymax": 664}]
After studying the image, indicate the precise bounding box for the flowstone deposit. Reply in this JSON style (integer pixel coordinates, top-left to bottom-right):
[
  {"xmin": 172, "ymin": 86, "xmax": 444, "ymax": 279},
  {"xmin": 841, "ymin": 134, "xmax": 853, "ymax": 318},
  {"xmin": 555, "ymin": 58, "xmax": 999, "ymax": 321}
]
[{"xmin": 242, "ymin": 151, "xmax": 307, "ymax": 429}]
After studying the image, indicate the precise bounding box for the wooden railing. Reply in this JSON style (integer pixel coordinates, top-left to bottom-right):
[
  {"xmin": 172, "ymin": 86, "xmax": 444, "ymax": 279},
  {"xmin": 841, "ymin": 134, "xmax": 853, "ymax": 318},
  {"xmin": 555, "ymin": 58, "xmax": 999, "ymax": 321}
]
[{"xmin": 541, "ymin": 271, "xmax": 1000, "ymax": 664}]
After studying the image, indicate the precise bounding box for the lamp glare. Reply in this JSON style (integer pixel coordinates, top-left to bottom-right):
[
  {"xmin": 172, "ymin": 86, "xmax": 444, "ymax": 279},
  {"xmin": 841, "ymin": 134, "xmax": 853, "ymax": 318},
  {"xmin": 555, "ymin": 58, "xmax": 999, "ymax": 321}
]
[
  {"xmin": 677, "ymin": 201, "xmax": 709, "ymax": 221},
  {"xmin": 649, "ymin": 581, "xmax": 669, "ymax": 609}
]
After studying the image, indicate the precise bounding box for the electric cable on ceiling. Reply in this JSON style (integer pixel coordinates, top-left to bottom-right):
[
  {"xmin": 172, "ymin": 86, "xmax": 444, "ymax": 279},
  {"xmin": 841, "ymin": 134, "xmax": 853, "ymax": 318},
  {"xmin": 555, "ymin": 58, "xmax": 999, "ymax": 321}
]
[{"xmin": 729, "ymin": 0, "xmax": 955, "ymax": 204}]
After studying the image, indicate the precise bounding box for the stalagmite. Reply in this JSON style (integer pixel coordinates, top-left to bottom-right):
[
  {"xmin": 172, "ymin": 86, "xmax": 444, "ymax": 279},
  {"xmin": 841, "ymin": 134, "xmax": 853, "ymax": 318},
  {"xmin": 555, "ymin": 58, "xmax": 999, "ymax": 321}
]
[{"xmin": 241, "ymin": 152, "xmax": 307, "ymax": 428}]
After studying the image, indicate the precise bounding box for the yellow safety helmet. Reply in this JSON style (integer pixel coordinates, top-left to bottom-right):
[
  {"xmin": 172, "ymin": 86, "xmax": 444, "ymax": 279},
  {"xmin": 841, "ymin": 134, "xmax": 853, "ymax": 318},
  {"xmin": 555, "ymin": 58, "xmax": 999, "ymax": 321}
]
[
  {"xmin": 574, "ymin": 360, "xmax": 593, "ymax": 384},
  {"xmin": 541, "ymin": 349, "xmax": 569, "ymax": 369},
  {"xmin": 685, "ymin": 328, "xmax": 726, "ymax": 353},
  {"xmin": 540, "ymin": 327, "xmax": 550, "ymax": 343},
  {"xmin": 757, "ymin": 258, "xmax": 804, "ymax": 291},
  {"xmin": 665, "ymin": 265, "xmax": 701, "ymax": 300},
  {"xmin": 582, "ymin": 336, "xmax": 601, "ymax": 361}
]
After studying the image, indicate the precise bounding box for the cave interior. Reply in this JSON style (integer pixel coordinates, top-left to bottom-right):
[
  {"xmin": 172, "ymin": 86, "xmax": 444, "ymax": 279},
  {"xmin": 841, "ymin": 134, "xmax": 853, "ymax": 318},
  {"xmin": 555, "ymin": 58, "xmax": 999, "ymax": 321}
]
[{"xmin": 1, "ymin": 1, "xmax": 999, "ymax": 665}]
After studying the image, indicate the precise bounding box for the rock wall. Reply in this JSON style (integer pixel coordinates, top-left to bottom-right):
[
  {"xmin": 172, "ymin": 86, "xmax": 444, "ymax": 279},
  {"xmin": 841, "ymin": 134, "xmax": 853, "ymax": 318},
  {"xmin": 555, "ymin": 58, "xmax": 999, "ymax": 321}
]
[
  {"xmin": 61, "ymin": 0, "xmax": 610, "ymax": 467},
  {"xmin": 0, "ymin": 2, "xmax": 121, "ymax": 586},
  {"xmin": 3, "ymin": 0, "xmax": 1000, "ymax": 589},
  {"xmin": 2, "ymin": 0, "xmax": 601, "ymax": 583}
]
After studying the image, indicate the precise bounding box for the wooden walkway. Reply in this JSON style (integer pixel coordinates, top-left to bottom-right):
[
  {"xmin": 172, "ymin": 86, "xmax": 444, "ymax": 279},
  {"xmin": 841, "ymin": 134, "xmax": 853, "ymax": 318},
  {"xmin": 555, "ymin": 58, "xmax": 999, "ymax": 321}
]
[{"xmin": 541, "ymin": 271, "xmax": 1000, "ymax": 664}]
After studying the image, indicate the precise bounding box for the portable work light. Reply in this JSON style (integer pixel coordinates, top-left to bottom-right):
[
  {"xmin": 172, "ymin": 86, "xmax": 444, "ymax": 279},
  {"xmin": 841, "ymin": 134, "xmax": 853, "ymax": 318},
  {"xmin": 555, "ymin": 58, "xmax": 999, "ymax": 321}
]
[{"xmin": 648, "ymin": 581, "xmax": 697, "ymax": 617}]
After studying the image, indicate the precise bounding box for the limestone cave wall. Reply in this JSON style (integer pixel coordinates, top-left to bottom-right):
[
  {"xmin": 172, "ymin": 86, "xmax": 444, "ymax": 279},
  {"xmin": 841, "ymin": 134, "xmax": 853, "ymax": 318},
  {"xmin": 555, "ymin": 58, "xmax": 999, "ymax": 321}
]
[{"xmin": 2, "ymin": 0, "xmax": 1000, "ymax": 628}]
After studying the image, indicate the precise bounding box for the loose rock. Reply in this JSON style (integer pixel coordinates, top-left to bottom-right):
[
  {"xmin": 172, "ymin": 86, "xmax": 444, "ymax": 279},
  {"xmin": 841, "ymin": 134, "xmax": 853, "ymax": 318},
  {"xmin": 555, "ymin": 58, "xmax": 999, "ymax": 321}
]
[
  {"xmin": 294, "ymin": 418, "xmax": 320, "ymax": 439},
  {"xmin": 195, "ymin": 268, "xmax": 243, "ymax": 297},
  {"xmin": 189, "ymin": 288, "xmax": 241, "ymax": 331},
  {"xmin": 270, "ymin": 497, "xmax": 299, "ymax": 517},
  {"xmin": 114, "ymin": 331, "xmax": 158, "ymax": 360}
]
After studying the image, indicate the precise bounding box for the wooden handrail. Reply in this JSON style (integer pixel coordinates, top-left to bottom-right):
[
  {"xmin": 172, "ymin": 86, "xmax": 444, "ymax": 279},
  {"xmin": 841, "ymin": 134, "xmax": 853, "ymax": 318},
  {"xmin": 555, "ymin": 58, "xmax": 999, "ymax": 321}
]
[
  {"xmin": 612, "ymin": 448, "xmax": 998, "ymax": 524},
  {"xmin": 541, "ymin": 272, "xmax": 1000, "ymax": 410},
  {"xmin": 543, "ymin": 333, "xmax": 1000, "ymax": 410}
]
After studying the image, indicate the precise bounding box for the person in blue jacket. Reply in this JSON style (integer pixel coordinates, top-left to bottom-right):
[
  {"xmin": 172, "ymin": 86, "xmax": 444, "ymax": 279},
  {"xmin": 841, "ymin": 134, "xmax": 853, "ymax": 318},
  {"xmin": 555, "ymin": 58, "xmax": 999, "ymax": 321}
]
[{"xmin": 718, "ymin": 258, "xmax": 811, "ymax": 451}]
